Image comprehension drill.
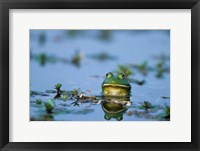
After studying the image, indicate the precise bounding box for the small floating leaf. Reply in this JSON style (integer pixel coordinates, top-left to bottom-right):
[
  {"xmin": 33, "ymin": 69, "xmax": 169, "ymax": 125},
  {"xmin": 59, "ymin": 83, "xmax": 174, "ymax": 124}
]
[
  {"xmin": 142, "ymin": 101, "xmax": 152, "ymax": 110},
  {"xmin": 36, "ymin": 99, "xmax": 42, "ymax": 105},
  {"xmin": 62, "ymin": 94, "xmax": 68, "ymax": 101},
  {"xmin": 45, "ymin": 99, "xmax": 55, "ymax": 113}
]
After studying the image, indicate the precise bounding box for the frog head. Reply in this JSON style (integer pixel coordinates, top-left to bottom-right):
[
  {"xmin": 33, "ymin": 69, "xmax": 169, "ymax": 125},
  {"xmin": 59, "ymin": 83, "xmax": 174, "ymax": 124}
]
[{"xmin": 102, "ymin": 72, "xmax": 131, "ymax": 97}]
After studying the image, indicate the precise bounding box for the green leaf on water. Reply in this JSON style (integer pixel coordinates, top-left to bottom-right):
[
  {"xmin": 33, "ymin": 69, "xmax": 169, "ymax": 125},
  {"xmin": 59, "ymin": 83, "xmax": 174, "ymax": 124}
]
[
  {"xmin": 163, "ymin": 106, "xmax": 170, "ymax": 119},
  {"xmin": 115, "ymin": 64, "xmax": 133, "ymax": 78},
  {"xmin": 45, "ymin": 99, "xmax": 55, "ymax": 113},
  {"xmin": 55, "ymin": 83, "xmax": 62, "ymax": 90},
  {"xmin": 71, "ymin": 51, "xmax": 84, "ymax": 67},
  {"xmin": 36, "ymin": 99, "xmax": 42, "ymax": 105},
  {"xmin": 138, "ymin": 101, "xmax": 153, "ymax": 110}
]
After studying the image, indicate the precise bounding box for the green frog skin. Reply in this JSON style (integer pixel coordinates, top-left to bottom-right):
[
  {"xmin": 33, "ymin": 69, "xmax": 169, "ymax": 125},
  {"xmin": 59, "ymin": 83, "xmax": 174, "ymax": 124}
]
[{"xmin": 102, "ymin": 72, "xmax": 131, "ymax": 97}]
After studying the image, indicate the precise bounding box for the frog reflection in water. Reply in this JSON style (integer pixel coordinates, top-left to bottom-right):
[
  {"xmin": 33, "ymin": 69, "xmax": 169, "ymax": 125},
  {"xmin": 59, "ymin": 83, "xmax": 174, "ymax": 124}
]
[
  {"xmin": 102, "ymin": 97, "xmax": 130, "ymax": 121},
  {"xmin": 102, "ymin": 72, "xmax": 131, "ymax": 97}
]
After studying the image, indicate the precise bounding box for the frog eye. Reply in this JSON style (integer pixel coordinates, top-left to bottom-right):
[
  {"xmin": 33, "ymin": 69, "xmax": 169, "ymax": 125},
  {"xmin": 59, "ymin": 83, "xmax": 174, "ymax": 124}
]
[
  {"xmin": 106, "ymin": 72, "xmax": 113, "ymax": 78},
  {"xmin": 118, "ymin": 73, "xmax": 125, "ymax": 79}
]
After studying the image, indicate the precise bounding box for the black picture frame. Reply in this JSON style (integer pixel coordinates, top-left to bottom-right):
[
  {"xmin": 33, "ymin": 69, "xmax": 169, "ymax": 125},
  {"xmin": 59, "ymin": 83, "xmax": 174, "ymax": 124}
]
[{"xmin": 0, "ymin": 0, "xmax": 199, "ymax": 151}]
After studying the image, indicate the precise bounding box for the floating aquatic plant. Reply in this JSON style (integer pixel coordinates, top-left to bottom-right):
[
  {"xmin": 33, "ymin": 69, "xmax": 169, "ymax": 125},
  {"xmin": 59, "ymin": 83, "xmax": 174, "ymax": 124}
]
[
  {"xmin": 54, "ymin": 83, "xmax": 62, "ymax": 99},
  {"xmin": 32, "ymin": 53, "xmax": 58, "ymax": 66},
  {"xmin": 115, "ymin": 64, "xmax": 133, "ymax": 78},
  {"xmin": 55, "ymin": 83, "xmax": 62, "ymax": 90},
  {"xmin": 72, "ymin": 88, "xmax": 81, "ymax": 97},
  {"xmin": 35, "ymin": 99, "xmax": 42, "ymax": 105},
  {"xmin": 141, "ymin": 101, "xmax": 152, "ymax": 110},
  {"xmin": 154, "ymin": 54, "xmax": 170, "ymax": 78},
  {"xmin": 163, "ymin": 106, "xmax": 170, "ymax": 119},
  {"xmin": 31, "ymin": 51, "xmax": 85, "ymax": 67},
  {"xmin": 71, "ymin": 51, "xmax": 84, "ymax": 67},
  {"xmin": 62, "ymin": 94, "xmax": 68, "ymax": 101},
  {"xmin": 131, "ymin": 61, "xmax": 153, "ymax": 76},
  {"xmin": 136, "ymin": 101, "xmax": 157, "ymax": 111},
  {"xmin": 156, "ymin": 61, "xmax": 165, "ymax": 78},
  {"xmin": 45, "ymin": 99, "xmax": 55, "ymax": 113},
  {"xmin": 99, "ymin": 30, "xmax": 112, "ymax": 41}
]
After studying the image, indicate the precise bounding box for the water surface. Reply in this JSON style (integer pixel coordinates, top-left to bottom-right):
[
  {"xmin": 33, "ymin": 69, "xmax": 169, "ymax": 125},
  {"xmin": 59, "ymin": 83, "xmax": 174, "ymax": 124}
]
[{"xmin": 30, "ymin": 30, "xmax": 170, "ymax": 121}]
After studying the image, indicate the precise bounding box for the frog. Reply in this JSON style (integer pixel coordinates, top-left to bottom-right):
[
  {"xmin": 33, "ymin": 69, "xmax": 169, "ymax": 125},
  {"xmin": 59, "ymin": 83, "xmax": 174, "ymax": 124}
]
[{"xmin": 102, "ymin": 72, "xmax": 131, "ymax": 97}]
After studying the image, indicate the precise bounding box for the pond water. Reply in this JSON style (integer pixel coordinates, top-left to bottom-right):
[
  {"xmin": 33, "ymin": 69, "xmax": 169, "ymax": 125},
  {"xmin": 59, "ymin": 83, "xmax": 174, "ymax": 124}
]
[{"xmin": 30, "ymin": 30, "xmax": 170, "ymax": 121}]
